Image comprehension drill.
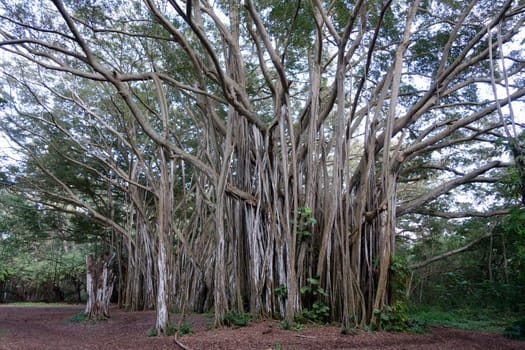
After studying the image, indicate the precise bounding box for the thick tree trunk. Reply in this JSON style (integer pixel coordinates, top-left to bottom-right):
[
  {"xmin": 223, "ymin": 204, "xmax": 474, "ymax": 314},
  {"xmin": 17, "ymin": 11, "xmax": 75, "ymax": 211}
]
[
  {"xmin": 154, "ymin": 148, "xmax": 175, "ymax": 334},
  {"xmin": 155, "ymin": 236, "xmax": 170, "ymax": 334},
  {"xmin": 85, "ymin": 253, "xmax": 116, "ymax": 320}
]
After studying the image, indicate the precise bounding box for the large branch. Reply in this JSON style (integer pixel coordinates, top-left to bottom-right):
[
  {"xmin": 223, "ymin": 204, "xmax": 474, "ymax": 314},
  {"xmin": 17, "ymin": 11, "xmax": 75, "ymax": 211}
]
[
  {"xmin": 413, "ymin": 208, "xmax": 511, "ymax": 219},
  {"xmin": 410, "ymin": 230, "xmax": 493, "ymax": 270},
  {"xmin": 397, "ymin": 160, "xmax": 503, "ymax": 216},
  {"xmin": 382, "ymin": 0, "xmax": 517, "ymax": 152}
]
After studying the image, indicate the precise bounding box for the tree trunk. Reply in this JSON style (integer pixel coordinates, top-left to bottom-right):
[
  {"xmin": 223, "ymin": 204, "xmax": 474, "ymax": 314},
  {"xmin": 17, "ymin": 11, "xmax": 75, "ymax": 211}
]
[
  {"xmin": 85, "ymin": 253, "xmax": 116, "ymax": 320},
  {"xmin": 154, "ymin": 147, "xmax": 175, "ymax": 334}
]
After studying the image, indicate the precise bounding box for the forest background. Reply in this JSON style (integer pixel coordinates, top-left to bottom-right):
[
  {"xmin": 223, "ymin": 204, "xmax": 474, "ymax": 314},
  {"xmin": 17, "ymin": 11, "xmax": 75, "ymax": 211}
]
[{"xmin": 0, "ymin": 0, "xmax": 524, "ymax": 336}]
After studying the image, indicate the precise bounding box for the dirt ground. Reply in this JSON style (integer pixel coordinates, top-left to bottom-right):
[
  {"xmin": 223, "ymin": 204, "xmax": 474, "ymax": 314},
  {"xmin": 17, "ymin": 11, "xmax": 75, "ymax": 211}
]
[{"xmin": 0, "ymin": 304, "xmax": 523, "ymax": 350}]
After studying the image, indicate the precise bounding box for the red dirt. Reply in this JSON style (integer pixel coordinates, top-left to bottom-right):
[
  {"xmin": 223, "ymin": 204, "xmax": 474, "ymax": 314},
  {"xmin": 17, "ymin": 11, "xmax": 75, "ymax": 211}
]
[{"xmin": 0, "ymin": 304, "xmax": 523, "ymax": 349}]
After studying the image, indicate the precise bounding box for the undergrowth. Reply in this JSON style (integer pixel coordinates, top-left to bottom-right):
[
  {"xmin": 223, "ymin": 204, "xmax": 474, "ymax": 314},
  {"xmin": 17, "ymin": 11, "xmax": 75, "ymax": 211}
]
[
  {"xmin": 67, "ymin": 312, "xmax": 88, "ymax": 323},
  {"xmin": 503, "ymin": 318, "xmax": 525, "ymax": 340},
  {"xmin": 410, "ymin": 305, "xmax": 517, "ymax": 333},
  {"xmin": 222, "ymin": 310, "xmax": 252, "ymax": 327},
  {"xmin": 147, "ymin": 320, "xmax": 194, "ymax": 337}
]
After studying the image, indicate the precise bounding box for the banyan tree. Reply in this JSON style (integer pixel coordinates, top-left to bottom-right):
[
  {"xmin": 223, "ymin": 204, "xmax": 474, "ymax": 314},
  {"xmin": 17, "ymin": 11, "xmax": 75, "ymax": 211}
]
[{"xmin": 1, "ymin": 0, "xmax": 524, "ymax": 334}]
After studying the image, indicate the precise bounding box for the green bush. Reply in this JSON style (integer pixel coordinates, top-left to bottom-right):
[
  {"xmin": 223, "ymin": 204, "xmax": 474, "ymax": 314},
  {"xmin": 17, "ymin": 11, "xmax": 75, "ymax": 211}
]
[
  {"xmin": 503, "ymin": 318, "xmax": 525, "ymax": 340},
  {"xmin": 147, "ymin": 320, "xmax": 189, "ymax": 337},
  {"xmin": 165, "ymin": 321, "xmax": 177, "ymax": 336},
  {"xmin": 294, "ymin": 207, "xmax": 317, "ymax": 241},
  {"xmin": 410, "ymin": 306, "xmax": 511, "ymax": 332},
  {"xmin": 373, "ymin": 300, "xmax": 409, "ymax": 331},
  {"xmin": 299, "ymin": 276, "xmax": 329, "ymax": 323},
  {"xmin": 275, "ymin": 284, "xmax": 288, "ymax": 299},
  {"xmin": 67, "ymin": 312, "xmax": 88, "ymax": 323},
  {"xmin": 279, "ymin": 319, "xmax": 303, "ymax": 331},
  {"xmin": 301, "ymin": 301, "xmax": 329, "ymax": 322},
  {"xmin": 223, "ymin": 310, "xmax": 251, "ymax": 327},
  {"xmin": 147, "ymin": 327, "xmax": 158, "ymax": 337},
  {"xmin": 178, "ymin": 321, "xmax": 194, "ymax": 336}
]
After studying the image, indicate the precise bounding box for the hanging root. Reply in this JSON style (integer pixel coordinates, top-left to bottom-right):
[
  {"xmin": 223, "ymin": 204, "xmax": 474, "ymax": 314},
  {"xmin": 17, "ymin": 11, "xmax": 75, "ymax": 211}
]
[{"xmin": 173, "ymin": 338, "xmax": 194, "ymax": 350}]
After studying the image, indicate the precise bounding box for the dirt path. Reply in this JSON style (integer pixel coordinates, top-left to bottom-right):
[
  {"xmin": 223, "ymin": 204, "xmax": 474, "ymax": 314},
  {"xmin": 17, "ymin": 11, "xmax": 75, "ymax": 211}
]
[{"xmin": 0, "ymin": 304, "xmax": 522, "ymax": 349}]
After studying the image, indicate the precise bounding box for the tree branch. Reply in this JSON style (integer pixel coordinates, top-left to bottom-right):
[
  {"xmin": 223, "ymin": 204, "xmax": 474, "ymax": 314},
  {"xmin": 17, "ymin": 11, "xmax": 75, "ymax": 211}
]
[
  {"xmin": 410, "ymin": 230, "xmax": 493, "ymax": 270},
  {"xmin": 397, "ymin": 160, "xmax": 503, "ymax": 216}
]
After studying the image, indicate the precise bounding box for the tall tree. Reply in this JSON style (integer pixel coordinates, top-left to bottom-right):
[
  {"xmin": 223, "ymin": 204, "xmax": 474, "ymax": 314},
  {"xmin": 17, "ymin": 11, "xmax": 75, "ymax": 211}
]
[{"xmin": 1, "ymin": 0, "xmax": 523, "ymax": 331}]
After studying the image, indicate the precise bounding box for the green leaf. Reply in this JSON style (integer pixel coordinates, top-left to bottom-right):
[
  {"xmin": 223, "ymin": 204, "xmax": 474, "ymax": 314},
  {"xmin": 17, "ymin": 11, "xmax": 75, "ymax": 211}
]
[{"xmin": 307, "ymin": 277, "xmax": 319, "ymax": 285}]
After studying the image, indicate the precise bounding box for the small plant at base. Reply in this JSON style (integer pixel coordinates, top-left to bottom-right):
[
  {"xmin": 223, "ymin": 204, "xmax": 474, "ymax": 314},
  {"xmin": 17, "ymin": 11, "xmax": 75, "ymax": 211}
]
[
  {"xmin": 340, "ymin": 326, "xmax": 358, "ymax": 335},
  {"xmin": 280, "ymin": 319, "xmax": 303, "ymax": 331},
  {"xmin": 373, "ymin": 300, "xmax": 410, "ymax": 332},
  {"xmin": 67, "ymin": 312, "xmax": 88, "ymax": 323},
  {"xmin": 165, "ymin": 321, "xmax": 177, "ymax": 336},
  {"xmin": 147, "ymin": 326, "xmax": 158, "ymax": 337},
  {"xmin": 146, "ymin": 321, "xmax": 183, "ymax": 337},
  {"xmin": 223, "ymin": 310, "xmax": 251, "ymax": 327},
  {"xmin": 300, "ymin": 276, "xmax": 330, "ymax": 323},
  {"xmin": 302, "ymin": 301, "xmax": 329, "ymax": 322},
  {"xmin": 178, "ymin": 321, "xmax": 194, "ymax": 336}
]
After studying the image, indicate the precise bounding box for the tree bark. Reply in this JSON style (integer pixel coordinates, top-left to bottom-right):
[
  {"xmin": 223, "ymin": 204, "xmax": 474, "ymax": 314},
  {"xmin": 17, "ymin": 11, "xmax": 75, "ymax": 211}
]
[{"xmin": 85, "ymin": 253, "xmax": 116, "ymax": 320}]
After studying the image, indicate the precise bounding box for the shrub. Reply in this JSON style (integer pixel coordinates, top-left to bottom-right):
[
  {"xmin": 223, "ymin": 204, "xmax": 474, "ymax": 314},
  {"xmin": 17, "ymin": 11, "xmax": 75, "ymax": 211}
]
[
  {"xmin": 299, "ymin": 276, "xmax": 330, "ymax": 324},
  {"xmin": 223, "ymin": 310, "xmax": 251, "ymax": 327},
  {"xmin": 147, "ymin": 327, "xmax": 157, "ymax": 337},
  {"xmin": 503, "ymin": 318, "xmax": 525, "ymax": 340},
  {"xmin": 279, "ymin": 319, "xmax": 303, "ymax": 331},
  {"xmin": 178, "ymin": 321, "xmax": 194, "ymax": 336},
  {"xmin": 67, "ymin": 312, "xmax": 88, "ymax": 323},
  {"xmin": 373, "ymin": 300, "xmax": 410, "ymax": 331}
]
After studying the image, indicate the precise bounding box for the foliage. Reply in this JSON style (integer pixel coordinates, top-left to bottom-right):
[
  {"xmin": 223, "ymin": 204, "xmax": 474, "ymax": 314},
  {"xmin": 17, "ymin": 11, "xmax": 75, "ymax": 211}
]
[
  {"xmin": 148, "ymin": 318, "xmax": 189, "ymax": 336},
  {"xmin": 299, "ymin": 277, "xmax": 328, "ymax": 297},
  {"xmin": 222, "ymin": 310, "xmax": 252, "ymax": 327},
  {"xmin": 274, "ymin": 283, "xmax": 288, "ymax": 299},
  {"xmin": 0, "ymin": 263, "xmax": 9, "ymax": 283},
  {"xmin": 68, "ymin": 312, "xmax": 88, "ymax": 323},
  {"xmin": 408, "ymin": 210, "xmax": 525, "ymax": 315},
  {"xmin": 300, "ymin": 301, "xmax": 330, "ymax": 324},
  {"xmin": 369, "ymin": 256, "xmax": 421, "ymax": 332},
  {"xmin": 295, "ymin": 207, "xmax": 317, "ymax": 241},
  {"xmin": 389, "ymin": 255, "xmax": 411, "ymax": 302},
  {"xmin": 298, "ymin": 277, "xmax": 329, "ymax": 323},
  {"xmin": 373, "ymin": 301, "xmax": 410, "ymax": 332},
  {"xmin": 410, "ymin": 306, "xmax": 513, "ymax": 332},
  {"xmin": 0, "ymin": 191, "xmax": 89, "ymax": 303},
  {"xmin": 503, "ymin": 318, "xmax": 525, "ymax": 340},
  {"xmin": 177, "ymin": 321, "xmax": 194, "ymax": 336},
  {"xmin": 165, "ymin": 321, "xmax": 177, "ymax": 336},
  {"xmin": 279, "ymin": 319, "xmax": 303, "ymax": 331},
  {"xmin": 147, "ymin": 326, "xmax": 158, "ymax": 337}
]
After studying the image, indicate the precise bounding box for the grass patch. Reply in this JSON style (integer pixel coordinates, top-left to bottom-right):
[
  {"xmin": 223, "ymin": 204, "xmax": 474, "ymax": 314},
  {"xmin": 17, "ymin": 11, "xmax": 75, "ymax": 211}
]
[
  {"xmin": 67, "ymin": 312, "xmax": 88, "ymax": 323},
  {"xmin": 410, "ymin": 306, "xmax": 513, "ymax": 332},
  {"xmin": 3, "ymin": 302, "xmax": 77, "ymax": 308},
  {"xmin": 147, "ymin": 326, "xmax": 158, "ymax": 337}
]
